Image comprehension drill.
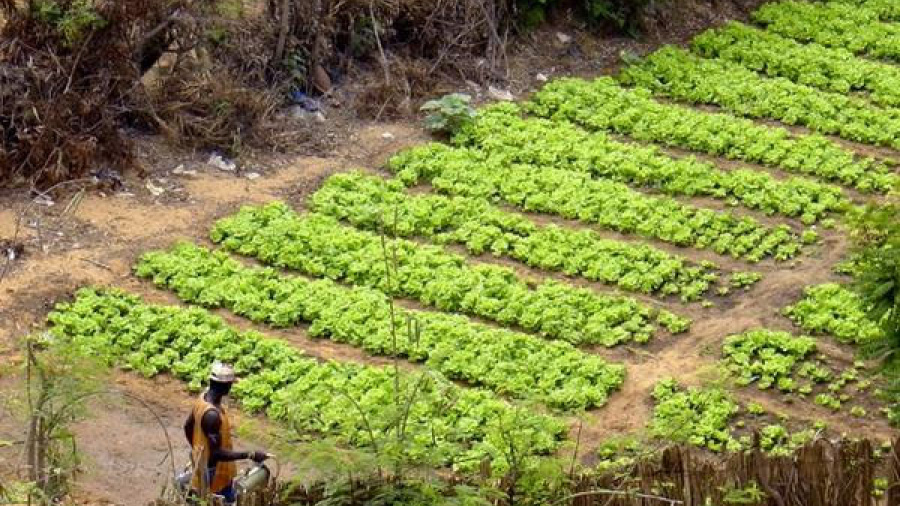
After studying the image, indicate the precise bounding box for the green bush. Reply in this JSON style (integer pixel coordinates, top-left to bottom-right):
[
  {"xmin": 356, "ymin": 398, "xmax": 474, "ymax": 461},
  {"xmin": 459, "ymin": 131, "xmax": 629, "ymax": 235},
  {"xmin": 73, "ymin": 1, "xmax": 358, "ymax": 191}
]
[
  {"xmin": 516, "ymin": 0, "xmax": 651, "ymax": 33},
  {"xmin": 31, "ymin": 0, "xmax": 106, "ymax": 47},
  {"xmin": 420, "ymin": 93, "xmax": 475, "ymax": 136}
]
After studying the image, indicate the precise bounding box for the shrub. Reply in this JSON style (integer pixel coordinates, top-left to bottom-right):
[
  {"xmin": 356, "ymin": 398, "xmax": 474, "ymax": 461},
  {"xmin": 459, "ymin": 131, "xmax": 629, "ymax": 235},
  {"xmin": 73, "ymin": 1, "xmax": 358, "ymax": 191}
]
[
  {"xmin": 421, "ymin": 93, "xmax": 475, "ymax": 136},
  {"xmin": 516, "ymin": 0, "xmax": 651, "ymax": 33}
]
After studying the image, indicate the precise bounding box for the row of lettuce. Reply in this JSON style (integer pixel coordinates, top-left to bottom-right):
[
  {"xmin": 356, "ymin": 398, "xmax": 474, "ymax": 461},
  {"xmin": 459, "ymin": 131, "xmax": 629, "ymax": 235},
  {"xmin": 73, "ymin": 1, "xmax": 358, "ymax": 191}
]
[
  {"xmin": 693, "ymin": 22, "xmax": 900, "ymax": 108},
  {"xmin": 621, "ymin": 45, "xmax": 900, "ymax": 150},
  {"xmin": 528, "ymin": 78, "xmax": 894, "ymax": 194},
  {"xmin": 754, "ymin": 1, "xmax": 900, "ymax": 63}
]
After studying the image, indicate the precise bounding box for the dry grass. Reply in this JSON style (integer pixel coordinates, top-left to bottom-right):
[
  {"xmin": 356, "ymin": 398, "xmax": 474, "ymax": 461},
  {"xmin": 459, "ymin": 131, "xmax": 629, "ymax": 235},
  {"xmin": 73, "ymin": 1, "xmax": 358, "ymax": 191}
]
[
  {"xmin": 150, "ymin": 63, "xmax": 279, "ymax": 154},
  {"xmin": 0, "ymin": 0, "xmax": 174, "ymax": 185},
  {"xmin": 0, "ymin": 0, "xmax": 307, "ymax": 186},
  {"xmin": 286, "ymin": 0, "xmax": 512, "ymax": 119}
]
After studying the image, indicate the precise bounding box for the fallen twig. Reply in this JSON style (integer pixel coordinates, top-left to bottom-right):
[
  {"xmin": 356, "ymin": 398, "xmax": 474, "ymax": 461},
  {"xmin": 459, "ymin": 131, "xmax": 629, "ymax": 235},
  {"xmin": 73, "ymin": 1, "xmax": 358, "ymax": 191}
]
[
  {"xmin": 0, "ymin": 255, "xmax": 12, "ymax": 286},
  {"xmin": 80, "ymin": 258, "xmax": 112, "ymax": 271}
]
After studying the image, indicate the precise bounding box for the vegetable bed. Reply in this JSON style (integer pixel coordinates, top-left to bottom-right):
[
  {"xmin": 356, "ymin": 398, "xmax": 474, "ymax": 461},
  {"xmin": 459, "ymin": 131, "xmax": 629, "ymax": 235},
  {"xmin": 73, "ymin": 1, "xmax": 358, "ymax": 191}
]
[
  {"xmin": 43, "ymin": 0, "xmax": 900, "ymax": 475},
  {"xmin": 136, "ymin": 243, "xmax": 627, "ymax": 410},
  {"xmin": 310, "ymin": 171, "xmax": 720, "ymax": 301},
  {"xmin": 49, "ymin": 288, "xmax": 567, "ymax": 471},
  {"xmin": 389, "ymin": 143, "xmax": 803, "ymax": 262}
]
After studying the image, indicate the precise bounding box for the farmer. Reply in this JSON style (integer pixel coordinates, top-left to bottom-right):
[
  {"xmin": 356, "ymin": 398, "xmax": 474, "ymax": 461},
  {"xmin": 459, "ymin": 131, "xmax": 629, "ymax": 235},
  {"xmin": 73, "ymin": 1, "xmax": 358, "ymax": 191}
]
[{"xmin": 183, "ymin": 361, "xmax": 268, "ymax": 503}]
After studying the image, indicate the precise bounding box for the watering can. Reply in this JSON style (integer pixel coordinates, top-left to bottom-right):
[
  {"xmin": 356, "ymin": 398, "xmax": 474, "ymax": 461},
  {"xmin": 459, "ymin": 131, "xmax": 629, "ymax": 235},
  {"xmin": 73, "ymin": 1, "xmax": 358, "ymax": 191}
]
[{"xmin": 174, "ymin": 454, "xmax": 275, "ymax": 502}]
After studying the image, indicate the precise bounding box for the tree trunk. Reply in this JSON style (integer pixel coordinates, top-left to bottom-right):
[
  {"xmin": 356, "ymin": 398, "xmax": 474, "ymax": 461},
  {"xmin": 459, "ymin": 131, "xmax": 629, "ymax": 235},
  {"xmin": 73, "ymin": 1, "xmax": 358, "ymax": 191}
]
[{"xmin": 273, "ymin": 0, "xmax": 290, "ymax": 65}]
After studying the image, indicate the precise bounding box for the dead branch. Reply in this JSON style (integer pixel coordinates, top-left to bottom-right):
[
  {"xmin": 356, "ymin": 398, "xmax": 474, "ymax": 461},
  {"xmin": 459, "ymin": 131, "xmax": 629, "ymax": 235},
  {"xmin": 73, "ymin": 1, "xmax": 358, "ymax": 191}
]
[
  {"xmin": 274, "ymin": 0, "xmax": 290, "ymax": 65},
  {"xmin": 552, "ymin": 489, "xmax": 683, "ymax": 505}
]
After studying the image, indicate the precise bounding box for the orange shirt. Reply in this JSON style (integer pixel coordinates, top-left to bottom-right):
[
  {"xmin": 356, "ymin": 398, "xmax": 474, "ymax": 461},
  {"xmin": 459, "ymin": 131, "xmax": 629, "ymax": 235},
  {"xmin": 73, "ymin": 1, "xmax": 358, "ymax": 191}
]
[{"xmin": 189, "ymin": 394, "xmax": 237, "ymax": 494}]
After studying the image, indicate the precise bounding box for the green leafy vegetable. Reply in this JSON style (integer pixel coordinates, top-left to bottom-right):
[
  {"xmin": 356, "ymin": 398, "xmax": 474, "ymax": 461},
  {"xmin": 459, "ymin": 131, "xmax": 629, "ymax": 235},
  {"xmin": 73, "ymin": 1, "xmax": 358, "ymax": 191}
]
[
  {"xmin": 48, "ymin": 288, "xmax": 566, "ymax": 471},
  {"xmin": 783, "ymin": 283, "xmax": 883, "ymax": 344},
  {"xmin": 389, "ymin": 143, "xmax": 802, "ymax": 262},
  {"xmin": 649, "ymin": 379, "xmax": 740, "ymax": 452},
  {"xmin": 136, "ymin": 243, "xmax": 627, "ymax": 410},
  {"xmin": 528, "ymin": 77, "xmax": 895, "ymax": 192}
]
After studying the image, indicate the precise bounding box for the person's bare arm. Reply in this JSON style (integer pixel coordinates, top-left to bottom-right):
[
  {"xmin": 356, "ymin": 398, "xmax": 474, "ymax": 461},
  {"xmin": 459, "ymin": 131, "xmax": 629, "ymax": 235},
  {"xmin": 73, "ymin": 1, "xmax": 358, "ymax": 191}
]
[
  {"xmin": 200, "ymin": 410, "xmax": 266, "ymax": 462},
  {"xmin": 183, "ymin": 411, "xmax": 194, "ymax": 445}
]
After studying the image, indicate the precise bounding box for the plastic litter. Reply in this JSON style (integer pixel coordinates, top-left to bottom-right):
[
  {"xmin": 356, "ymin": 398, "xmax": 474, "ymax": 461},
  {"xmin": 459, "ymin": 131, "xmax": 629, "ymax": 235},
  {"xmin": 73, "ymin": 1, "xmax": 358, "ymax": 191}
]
[{"xmin": 289, "ymin": 91, "xmax": 321, "ymax": 112}]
